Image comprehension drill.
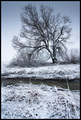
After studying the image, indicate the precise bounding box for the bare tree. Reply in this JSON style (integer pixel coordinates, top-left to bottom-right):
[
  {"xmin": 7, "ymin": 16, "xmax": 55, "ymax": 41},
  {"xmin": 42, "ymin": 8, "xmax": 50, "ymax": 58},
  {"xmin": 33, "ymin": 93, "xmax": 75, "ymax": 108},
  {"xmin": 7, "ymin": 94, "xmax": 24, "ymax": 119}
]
[{"xmin": 12, "ymin": 4, "xmax": 72, "ymax": 63}]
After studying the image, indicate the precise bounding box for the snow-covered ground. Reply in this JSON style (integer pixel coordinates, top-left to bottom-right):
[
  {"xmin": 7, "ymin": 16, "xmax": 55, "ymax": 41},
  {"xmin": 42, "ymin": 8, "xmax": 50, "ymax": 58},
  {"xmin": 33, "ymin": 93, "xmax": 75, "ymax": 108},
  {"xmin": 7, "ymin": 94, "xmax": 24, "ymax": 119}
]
[
  {"xmin": 1, "ymin": 62, "xmax": 80, "ymax": 80},
  {"xmin": 1, "ymin": 83, "xmax": 80, "ymax": 119},
  {"xmin": 1, "ymin": 62, "xmax": 80, "ymax": 119}
]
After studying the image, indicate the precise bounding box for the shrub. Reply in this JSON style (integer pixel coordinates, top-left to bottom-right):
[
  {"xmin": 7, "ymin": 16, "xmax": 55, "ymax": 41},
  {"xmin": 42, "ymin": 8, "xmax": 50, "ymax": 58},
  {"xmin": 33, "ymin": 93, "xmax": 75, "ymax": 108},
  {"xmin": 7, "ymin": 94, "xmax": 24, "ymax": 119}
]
[
  {"xmin": 64, "ymin": 49, "xmax": 80, "ymax": 64},
  {"xmin": 70, "ymin": 49, "xmax": 80, "ymax": 64}
]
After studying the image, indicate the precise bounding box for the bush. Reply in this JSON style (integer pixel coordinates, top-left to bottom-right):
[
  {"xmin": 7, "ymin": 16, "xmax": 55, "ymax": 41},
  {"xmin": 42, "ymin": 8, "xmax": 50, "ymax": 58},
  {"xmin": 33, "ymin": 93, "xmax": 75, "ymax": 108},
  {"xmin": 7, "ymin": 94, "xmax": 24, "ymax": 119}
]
[
  {"xmin": 9, "ymin": 56, "xmax": 47, "ymax": 67},
  {"xmin": 9, "ymin": 48, "xmax": 51, "ymax": 67},
  {"xmin": 9, "ymin": 58, "xmax": 37, "ymax": 67},
  {"xmin": 63, "ymin": 48, "xmax": 80, "ymax": 64},
  {"xmin": 70, "ymin": 49, "xmax": 80, "ymax": 64},
  {"xmin": 57, "ymin": 48, "xmax": 80, "ymax": 64}
]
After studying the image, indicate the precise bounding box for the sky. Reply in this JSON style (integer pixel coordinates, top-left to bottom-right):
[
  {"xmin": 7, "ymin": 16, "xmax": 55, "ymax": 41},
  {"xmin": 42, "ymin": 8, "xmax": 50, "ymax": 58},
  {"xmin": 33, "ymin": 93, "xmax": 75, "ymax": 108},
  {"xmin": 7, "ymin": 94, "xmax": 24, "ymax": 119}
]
[{"xmin": 1, "ymin": 1, "xmax": 80, "ymax": 62}]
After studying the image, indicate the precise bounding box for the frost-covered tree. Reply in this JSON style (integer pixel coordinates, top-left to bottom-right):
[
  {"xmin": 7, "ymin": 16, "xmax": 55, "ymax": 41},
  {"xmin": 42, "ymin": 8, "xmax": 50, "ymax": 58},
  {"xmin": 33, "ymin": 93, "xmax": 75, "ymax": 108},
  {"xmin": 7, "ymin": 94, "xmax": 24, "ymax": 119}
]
[{"xmin": 12, "ymin": 4, "xmax": 72, "ymax": 63}]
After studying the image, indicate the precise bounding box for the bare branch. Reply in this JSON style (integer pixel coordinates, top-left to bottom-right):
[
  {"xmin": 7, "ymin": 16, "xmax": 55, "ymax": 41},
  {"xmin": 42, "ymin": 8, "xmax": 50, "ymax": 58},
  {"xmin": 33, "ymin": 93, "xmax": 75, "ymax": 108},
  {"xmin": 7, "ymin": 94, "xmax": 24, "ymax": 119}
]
[{"xmin": 12, "ymin": 4, "xmax": 72, "ymax": 64}]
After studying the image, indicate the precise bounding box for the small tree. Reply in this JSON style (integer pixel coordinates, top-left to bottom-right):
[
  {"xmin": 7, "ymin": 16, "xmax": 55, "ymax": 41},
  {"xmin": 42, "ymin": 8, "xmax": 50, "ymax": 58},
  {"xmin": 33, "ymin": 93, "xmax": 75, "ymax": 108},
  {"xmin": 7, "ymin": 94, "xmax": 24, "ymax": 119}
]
[{"xmin": 12, "ymin": 4, "xmax": 72, "ymax": 64}]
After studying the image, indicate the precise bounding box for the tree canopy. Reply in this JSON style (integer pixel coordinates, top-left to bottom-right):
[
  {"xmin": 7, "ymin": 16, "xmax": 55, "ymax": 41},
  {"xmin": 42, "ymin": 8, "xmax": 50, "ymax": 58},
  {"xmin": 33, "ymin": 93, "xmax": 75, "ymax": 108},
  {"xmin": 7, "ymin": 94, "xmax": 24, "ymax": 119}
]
[{"xmin": 12, "ymin": 4, "xmax": 72, "ymax": 64}]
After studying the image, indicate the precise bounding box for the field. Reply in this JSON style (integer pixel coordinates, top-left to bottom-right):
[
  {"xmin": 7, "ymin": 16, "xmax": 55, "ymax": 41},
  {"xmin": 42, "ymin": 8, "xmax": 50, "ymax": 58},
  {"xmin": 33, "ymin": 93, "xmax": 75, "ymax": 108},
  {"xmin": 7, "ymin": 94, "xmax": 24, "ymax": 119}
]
[{"xmin": 1, "ymin": 62, "xmax": 80, "ymax": 119}]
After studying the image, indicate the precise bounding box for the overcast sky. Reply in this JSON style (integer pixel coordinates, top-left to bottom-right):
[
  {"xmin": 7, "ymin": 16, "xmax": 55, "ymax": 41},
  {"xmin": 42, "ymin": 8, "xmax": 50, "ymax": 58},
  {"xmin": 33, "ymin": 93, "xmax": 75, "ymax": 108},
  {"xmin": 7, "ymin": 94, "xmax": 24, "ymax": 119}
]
[{"xmin": 1, "ymin": 1, "xmax": 80, "ymax": 62}]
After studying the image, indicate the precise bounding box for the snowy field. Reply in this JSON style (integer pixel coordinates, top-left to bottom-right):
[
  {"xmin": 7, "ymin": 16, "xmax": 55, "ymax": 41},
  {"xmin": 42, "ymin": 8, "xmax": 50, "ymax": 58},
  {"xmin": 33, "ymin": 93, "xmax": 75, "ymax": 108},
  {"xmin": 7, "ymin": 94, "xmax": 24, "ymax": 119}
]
[
  {"xmin": 1, "ymin": 83, "xmax": 80, "ymax": 119},
  {"xmin": 1, "ymin": 62, "xmax": 80, "ymax": 80},
  {"xmin": 1, "ymin": 62, "xmax": 80, "ymax": 119}
]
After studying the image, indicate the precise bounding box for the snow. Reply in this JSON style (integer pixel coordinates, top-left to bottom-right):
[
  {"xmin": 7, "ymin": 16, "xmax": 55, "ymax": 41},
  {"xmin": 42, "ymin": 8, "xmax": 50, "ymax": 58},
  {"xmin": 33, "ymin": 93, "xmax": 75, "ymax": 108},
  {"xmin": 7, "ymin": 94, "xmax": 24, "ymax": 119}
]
[
  {"xmin": 1, "ymin": 63, "xmax": 80, "ymax": 80},
  {"xmin": 1, "ymin": 83, "xmax": 80, "ymax": 119},
  {"xmin": 1, "ymin": 62, "xmax": 80, "ymax": 119}
]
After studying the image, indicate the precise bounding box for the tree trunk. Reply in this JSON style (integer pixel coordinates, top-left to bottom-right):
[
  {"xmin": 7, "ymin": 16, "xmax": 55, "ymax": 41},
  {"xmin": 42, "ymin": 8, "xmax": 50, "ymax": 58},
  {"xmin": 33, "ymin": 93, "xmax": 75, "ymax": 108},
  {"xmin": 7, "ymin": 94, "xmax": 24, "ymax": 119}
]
[
  {"xmin": 52, "ymin": 58, "xmax": 55, "ymax": 63},
  {"xmin": 52, "ymin": 45, "xmax": 57, "ymax": 63},
  {"xmin": 52, "ymin": 58, "xmax": 57, "ymax": 63}
]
